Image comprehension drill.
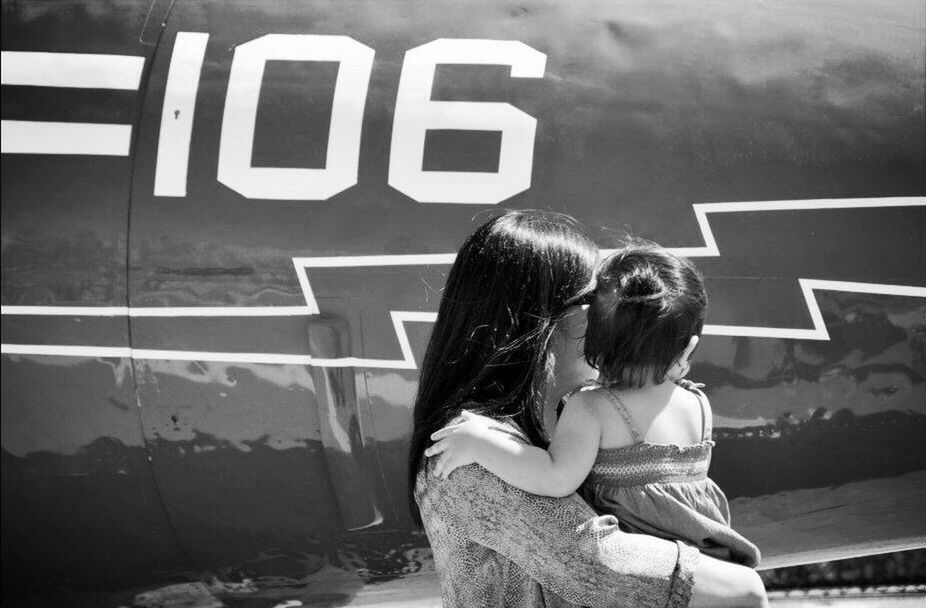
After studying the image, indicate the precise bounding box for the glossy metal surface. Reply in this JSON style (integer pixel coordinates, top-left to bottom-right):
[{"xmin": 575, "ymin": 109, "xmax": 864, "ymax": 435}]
[
  {"xmin": 2, "ymin": 0, "xmax": 924, "ymax": 604},
  {"xmin": 1, "ymin": 0, "xmax": 185, "ymax": 591}
]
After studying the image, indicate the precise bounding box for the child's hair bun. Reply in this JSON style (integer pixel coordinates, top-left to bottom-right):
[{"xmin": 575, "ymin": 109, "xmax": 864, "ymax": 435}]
[
  {"xmin": 585, "ymin": 240, "xmax": 707, "ymax": 388},
  {"xmin": 619, "ymin": 266, "xmax": 667, "ymax": 305}
]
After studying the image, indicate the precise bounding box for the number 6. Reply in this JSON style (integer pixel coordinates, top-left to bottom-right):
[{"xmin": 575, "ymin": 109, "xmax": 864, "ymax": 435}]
[{"xmin": 388, "ymin": 39, "xmax": 546, "ymax": 205}]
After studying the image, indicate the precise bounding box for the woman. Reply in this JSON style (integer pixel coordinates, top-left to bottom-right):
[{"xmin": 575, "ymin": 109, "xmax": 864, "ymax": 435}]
[{"xmin": 408, "ymin": 210, "xmax": 767, "ymax": 607}]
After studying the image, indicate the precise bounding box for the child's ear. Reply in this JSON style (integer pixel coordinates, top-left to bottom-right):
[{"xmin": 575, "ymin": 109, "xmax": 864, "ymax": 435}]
[{"xmin": 681, "ymin": 335, "xmax": 699, "ymax": 363}]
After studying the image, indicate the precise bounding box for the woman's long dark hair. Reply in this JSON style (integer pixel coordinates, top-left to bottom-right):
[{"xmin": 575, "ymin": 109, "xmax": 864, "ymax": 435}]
[{"xmin": 407, "ymin": 210, "xmax": 597, "ymax": 524}]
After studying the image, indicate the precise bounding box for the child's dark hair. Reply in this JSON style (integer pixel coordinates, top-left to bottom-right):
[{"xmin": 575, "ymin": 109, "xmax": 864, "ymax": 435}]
[{"xmin": 585, "ymin": 240, "xmax": 707, "ymax": 388}]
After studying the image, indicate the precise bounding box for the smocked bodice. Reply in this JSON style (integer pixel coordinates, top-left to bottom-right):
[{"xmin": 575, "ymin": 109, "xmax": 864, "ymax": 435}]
[
  {"xmin": 587, "ymin": 440, "xmax": 713, "ymax": 487},
  {"xmin": 579, "ymin": 381, "xmax": 761, "ymax": 568}
]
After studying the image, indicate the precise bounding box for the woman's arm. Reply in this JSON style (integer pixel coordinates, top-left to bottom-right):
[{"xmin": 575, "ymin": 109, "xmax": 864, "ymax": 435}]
[
  {"xmin": 426, "ymin": 395, "xmax": 600, "ymax": 497},
  {"xmin": 417, "ymin": 457, "xmax": 698, "ymax": 608},
  {"xmin": 418, "ymin": 448, "xmax": 767, "ymax": 608}
]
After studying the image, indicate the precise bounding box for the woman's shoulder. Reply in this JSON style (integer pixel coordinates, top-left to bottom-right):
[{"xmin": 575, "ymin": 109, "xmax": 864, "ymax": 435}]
[
  {"xmin": 416, "ymin": 443, "xmax": 553, "ymax": 518},
  {"xmin": 415, "ymin": 409, "xmax": 528, "ymax": 498},
  {"xmin": 454, "ymin": 405, "xmax": 531, "ymax": 441}
]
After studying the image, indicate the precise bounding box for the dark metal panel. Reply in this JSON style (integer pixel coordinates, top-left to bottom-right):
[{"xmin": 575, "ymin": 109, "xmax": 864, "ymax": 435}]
[
  {"xmin": 704, "ymin": 290, "xmax": 926, "ymax": 567},
  {"xmin": 0, "ymin": 355, "xmax": 183, "ymax": 589},
  {"xmin": 0, "ymin": 0, "xmax": 187, "ymax": 593}
]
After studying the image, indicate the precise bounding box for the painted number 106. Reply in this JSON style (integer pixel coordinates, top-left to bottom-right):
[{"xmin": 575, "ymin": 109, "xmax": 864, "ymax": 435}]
[{"xmin": 154, "ymin": 33, "xmax": 547, "ymax": 204}]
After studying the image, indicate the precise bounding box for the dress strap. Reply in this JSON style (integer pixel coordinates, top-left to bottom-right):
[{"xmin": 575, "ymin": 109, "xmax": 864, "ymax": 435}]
[
  {"xmin": 556, "ymin": 380, "xmax": 598, "ymax": 419},
  {"xmin": 677, "ymin": 379, "xmax": 711, "ymax": 441},
  {"xmin": 698, "ymin": 391, "xmax": 712, "ymax": 442},
  {"xmin": 599, "ymin": 388, "xmax": 643, "ymax": 443}
]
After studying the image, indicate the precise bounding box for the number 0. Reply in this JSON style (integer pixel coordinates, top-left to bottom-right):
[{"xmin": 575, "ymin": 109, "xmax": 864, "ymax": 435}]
[{"xmin": 218, "ymin": 34, "xmax": 374, "ymax": 200}]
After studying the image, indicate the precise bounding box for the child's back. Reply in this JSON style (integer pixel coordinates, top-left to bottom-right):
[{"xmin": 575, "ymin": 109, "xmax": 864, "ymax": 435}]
[
  {"xmin": 594, "ymin": 378, "xmax": 704, "ymax": 450},
  {"xmin": 579, "ymin": 379, "xmax": 760, "ymax": 567}
]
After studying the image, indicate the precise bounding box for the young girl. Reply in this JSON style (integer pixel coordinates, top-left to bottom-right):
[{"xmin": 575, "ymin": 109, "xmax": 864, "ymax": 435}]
[{"xmin": 425, "ymin": 240, "xmax": 761, "ymax": 568}]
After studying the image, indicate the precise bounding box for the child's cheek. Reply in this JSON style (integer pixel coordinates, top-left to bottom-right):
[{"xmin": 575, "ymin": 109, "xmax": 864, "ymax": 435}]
[{"xmin": 552, "ymin": 306, "xmax": 597, "ymax": 390}]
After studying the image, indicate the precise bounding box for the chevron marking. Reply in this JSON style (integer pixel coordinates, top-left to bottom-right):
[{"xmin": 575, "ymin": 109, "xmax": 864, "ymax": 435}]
[
  {"xmin": 291, "ymin": 254, "xmax": 455, "ymax": 315},
  {"xmin": 290, "ymin": 256, "xmax": 448, "ymax": 367},
  {"xmin": 2, "ymin": 198, "xmax": 924, "ymax": 366},
  {"xmin": 704, "ymin": 279, "xmax": 926, "ymax": 340},
  {"xmin": 661, "ymin": 196, "xmax": 926, "ymax": 258}
]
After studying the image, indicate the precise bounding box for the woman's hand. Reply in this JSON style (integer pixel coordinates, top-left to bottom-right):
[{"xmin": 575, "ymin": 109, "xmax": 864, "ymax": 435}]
[{"xmin": 425, "ymin": 410, "xmax": 505, "ymax": 479}]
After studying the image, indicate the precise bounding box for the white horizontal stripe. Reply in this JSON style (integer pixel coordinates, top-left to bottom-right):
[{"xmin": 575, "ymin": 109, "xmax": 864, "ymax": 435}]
[
  {"xmin": 292, "ymin": 253, "xmax": 457, "ymax": 268},
  {"xmin": 1, "ymin": 344, "xmax": 132, "ymax": 358},
  {"xmin": 392, "ymin": 311, "xmax": 439, "ymax": 322},
  {"xmin": 130, "ymin": 306, "xmax": 314, "ymax": 317},
  {"xmin": 1, "ymin": 306, "xmax": 129, "ymax": 316},
  {"xmin": 703, "ymin": 325, "xmax": 825, "ymax": 340},
  {"xmin": 696, "ymin": 196, "xmax": 926, "ymax": 214},
  {"xmin": 0, "ymin": 305, "xmax": 315, "ymax": 317},
  {"xmin": 130, "ymin": 349, "xmax": 417, "ymax": 368},
  {"xmin": 800, "ymin": 279, "xmax": 926, "ymax": 297},
  {"xmin": 1, "ymin": 121, "xmax": 132, "ymax": 155},
  {"xmin": 0, "ymin": 51, "xmax": 144, "ymax": 90}
]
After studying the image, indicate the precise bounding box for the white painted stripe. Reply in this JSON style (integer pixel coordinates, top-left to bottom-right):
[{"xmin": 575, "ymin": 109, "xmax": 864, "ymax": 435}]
[
  {"xmin": 292, "ymin": 254, "xmax": 455, "ymax": 315},
  {"xmin": 131, "ymin": 349, "xmax": 314, "ymax": 365},
  {"xmin": 292, "ymin": 253, "xmax": 457, "ymax": 268},
  {"xmin": 674, "ymin": 196, "xmax": 926, "ymax": 258},
  {"xmin": 4, "ymin": 198, "xmax": 924, "ymax": 366},
  {"xmin": 703, "ymin": 325, "xmax": 824, "ymax": 340},
  {"xmin": 0, "ymin": 305, "xmax": 315, "ymax": 317},
  {"xmin": 0, "ymin": 344, "xmax": 417, "ymax": 368},
  {"xmin": 3, "ymin": 280, "xmax": 923, "ymax": 365},
  {"xmin": 704, "ymin": 279, "xmax": 926, "ymax": 340},
  {"xmin": 0, "ymin": 51, "xmax": 144, "ymax": 90},
  {"xmin": 1, "ymin": 120, "xmax": 132, "ymax": 155},
  {"xmin": 154, "ymin": 32, "xmax": 209, "ymax": 197},
  {"xmin": 800, "ymin": 278, "xmax": 926, "ymax": 297},
  {"xmin": 696, "ymin": 196, "xmax": 926, "ymax": 213},
  {"xmin": 1, "ymin": 344, "xmax": 132, "ymax": 358},
  {"xmin": 129, "ymin": 306, "xmax": 314, "ymax": 317},
  {"xmin": 390, "ymin": 311, "xmax": 439, "ymax": 368},
  {"xmin": 1, "ymin": 306, "xmax": 129, "ymax": 316}
]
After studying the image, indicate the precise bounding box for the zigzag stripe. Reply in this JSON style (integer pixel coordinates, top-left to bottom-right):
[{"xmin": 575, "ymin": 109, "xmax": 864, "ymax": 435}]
[
  {"xmin": 3, "ymin": 197, "xmax": 924, "ymax": 367},
  {"xmin": 663, "ymin": 196, "xmax": 926, "ymax": 258}
]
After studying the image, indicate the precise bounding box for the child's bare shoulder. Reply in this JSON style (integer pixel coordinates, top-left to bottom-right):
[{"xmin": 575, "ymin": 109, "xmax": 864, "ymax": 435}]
[
  {"xmin": 672, "ymin": 380, "xmax": 712, "ymax": 427},
  {"xmin": 565, "ymin": 386, "xmax": 622, "ymax": 422},
  {"xmin": 562, "ymin": 385, "xmax": 608, "ymax": 416}
]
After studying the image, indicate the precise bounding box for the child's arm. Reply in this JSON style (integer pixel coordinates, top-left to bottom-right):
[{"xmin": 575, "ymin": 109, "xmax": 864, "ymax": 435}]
[{"xmin": 425, "ymin": 393, "xmax": 601, "ymax": 498}]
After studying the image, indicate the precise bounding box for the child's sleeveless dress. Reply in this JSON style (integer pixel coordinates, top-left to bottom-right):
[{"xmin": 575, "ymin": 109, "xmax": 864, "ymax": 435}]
[{"xmin": 579, "ymin": 380, "xmax": 761, "ymax": 567}]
